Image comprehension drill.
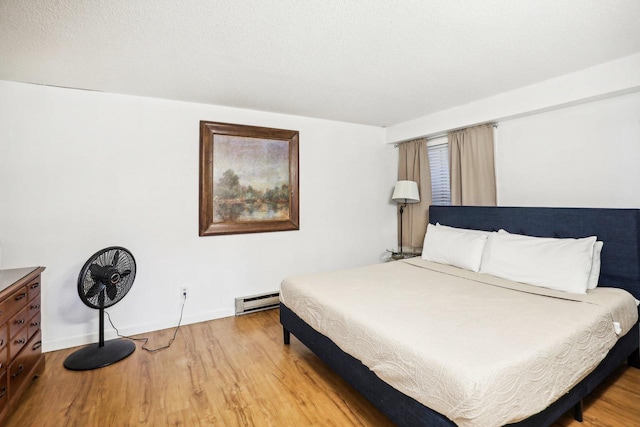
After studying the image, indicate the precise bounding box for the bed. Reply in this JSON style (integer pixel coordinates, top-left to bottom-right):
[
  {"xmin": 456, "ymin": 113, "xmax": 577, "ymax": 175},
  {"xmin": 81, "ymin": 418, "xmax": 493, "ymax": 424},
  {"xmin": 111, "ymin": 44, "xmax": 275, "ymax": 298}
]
[{"xmin": 279, "ymin": 206, "xmax": 640, "ymax": 426}]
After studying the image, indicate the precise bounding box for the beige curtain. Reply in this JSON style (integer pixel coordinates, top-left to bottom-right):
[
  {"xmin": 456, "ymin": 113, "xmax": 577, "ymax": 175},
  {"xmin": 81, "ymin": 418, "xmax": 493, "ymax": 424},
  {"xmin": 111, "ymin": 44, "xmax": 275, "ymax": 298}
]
[
  {"xmin": 448, "ymin": 124, "xmax": 497, "ymax": 206},
  {"xmin": 398, "ymin": 138, "xmax": 432, "ymax": 252}
]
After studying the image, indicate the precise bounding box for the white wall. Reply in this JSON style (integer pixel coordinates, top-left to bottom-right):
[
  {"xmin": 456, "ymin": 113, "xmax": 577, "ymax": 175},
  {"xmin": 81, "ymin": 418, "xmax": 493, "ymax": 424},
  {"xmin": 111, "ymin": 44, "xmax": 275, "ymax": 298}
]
[
  {"xmin": 387, "ymin": 53, "xmax": 640, "ymax": 143},
  {"xmin": 0, "ymin": 80, "xmax": 396, "ymax": 351},
  {"xmin": 496, "ymin": 91, "xmax": 640, "ymax": 208}
]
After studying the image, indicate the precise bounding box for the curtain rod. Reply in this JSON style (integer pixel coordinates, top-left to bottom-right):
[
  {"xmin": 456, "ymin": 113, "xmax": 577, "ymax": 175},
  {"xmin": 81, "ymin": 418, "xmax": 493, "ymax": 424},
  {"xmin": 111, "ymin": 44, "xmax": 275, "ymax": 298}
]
[{"xmin": 394, "ymin": 122, "xmax": 498, "ymax": 147}]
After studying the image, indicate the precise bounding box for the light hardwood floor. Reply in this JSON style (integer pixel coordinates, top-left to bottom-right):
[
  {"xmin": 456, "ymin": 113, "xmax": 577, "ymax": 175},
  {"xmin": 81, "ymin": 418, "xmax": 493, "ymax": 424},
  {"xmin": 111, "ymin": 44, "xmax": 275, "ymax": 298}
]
[{"xmin": 5, "ymin": 309, "xmax": 640, "ymax": 426}]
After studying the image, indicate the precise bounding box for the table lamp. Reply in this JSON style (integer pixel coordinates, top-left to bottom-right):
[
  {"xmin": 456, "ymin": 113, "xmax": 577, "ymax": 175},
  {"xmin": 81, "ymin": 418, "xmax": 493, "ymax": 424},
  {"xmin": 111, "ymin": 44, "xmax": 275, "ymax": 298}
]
[{"xmin": 392, "ymin": 180, "xmax": 420, "ymax": 256}]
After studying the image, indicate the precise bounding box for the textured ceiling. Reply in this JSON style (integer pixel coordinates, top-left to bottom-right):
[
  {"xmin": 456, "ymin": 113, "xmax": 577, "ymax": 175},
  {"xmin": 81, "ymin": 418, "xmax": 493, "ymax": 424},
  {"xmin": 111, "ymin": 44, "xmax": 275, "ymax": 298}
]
[{"xmin": 1, "ymin": 0, "xmax": 639, "ymax": 126}]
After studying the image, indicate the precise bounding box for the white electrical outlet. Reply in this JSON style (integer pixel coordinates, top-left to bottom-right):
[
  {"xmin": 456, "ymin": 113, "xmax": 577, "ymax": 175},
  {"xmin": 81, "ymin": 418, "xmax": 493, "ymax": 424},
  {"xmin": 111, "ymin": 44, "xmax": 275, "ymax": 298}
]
[{"xmin": 180, "ymin": 287, "xmax": 188, "ymax": 298}]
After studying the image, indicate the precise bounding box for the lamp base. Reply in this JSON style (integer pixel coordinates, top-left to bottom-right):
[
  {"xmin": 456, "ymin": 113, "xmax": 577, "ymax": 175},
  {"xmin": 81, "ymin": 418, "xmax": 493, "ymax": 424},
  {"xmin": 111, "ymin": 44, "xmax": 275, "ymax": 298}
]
[{"xmin": 398, "ymin": 204, "xmax": 406, "ymax": 256}]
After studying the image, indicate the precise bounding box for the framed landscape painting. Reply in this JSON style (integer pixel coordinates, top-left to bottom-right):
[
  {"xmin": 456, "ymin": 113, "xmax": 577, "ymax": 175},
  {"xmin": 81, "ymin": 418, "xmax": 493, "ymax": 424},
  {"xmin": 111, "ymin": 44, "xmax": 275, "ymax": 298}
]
[{"xmin": 199, "ymin": 121, "xmax": 299, "ymax": 236}]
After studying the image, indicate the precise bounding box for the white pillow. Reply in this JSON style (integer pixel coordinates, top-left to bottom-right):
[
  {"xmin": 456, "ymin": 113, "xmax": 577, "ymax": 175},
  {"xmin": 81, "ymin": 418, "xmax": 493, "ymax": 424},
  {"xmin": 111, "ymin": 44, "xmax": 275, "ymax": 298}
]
[
  {"xmin": 480, "ymin": 231, "xmax": 596, "ymax": 294},
  {"xmin": 497, "ymin": 230, "xmax": 603, "ymax": 291},
  {"xmin": 587, "ymin": 241, "xmax": 603, "ymax": 290},
  {"xmin": 422, "ymin": 223, "xmax": 488, "ymax": 272},
  {"xmin": 435, "ymin": 223, "xmax": 491, "ymax": 237},
  {"xmin": 435, "ymin": 224, "xmax": 495, "ymax": 270}
]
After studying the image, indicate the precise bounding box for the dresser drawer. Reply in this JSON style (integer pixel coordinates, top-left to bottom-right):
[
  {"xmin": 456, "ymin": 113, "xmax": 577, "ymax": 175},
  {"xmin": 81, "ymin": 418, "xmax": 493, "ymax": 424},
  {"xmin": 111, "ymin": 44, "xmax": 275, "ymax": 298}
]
[
  {"xmin": 28, "ymin": 311, "xmax": 41, "ymax": 340},
  {"xmin": 26, "ymin": 277, "xmax": 41, "ymax": 301},
  {"xmin": 0, "ymin": 347, "xmax": 6, "ymax": 372},
  {"xmin": 8, "ymin": 331, "xmax": 41, "ymax": 399},
  {"xmin": 9, "ymin": 306, "xmax": 29, "ymax": 339},
  {"xmin": 28, "ymin": 295, "xmax": 41, "ymax": 319},
  {"xmin": 0, "ymin": 371, "xmax": 7, "ymax": 415},
  {"xmin": 8, "ymin": 326, "xmax": 28, "ymax": 361},
  {"xmin": 0, "ymin": 325, "xmax": 6, "ymax": 351},
  {"xmin": 0, "ymin": 286, "xmax": 28, "ymax": 326}
]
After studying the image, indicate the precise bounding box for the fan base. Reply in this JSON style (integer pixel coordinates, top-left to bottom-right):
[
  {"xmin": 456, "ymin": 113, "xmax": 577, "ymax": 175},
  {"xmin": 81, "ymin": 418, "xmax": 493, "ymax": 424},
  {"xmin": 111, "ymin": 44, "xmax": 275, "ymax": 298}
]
[{"xmin": 63, "ymin": 338, "xmax": 136, "ymax": 371}]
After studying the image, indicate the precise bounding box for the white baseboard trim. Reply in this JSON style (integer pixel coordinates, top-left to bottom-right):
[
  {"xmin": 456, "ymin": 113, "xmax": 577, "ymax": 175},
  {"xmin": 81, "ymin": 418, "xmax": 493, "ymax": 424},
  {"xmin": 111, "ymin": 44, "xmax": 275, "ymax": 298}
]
[{"xmin": 43, "ymin": 307, "xmax": 235, "ymax": 352}]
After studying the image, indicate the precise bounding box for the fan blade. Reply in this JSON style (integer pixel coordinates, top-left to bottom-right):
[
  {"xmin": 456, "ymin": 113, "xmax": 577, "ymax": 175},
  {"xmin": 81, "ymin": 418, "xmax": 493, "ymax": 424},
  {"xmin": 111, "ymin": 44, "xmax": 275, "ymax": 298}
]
[
  {"xmin": 106, "ymin": 283, "xmax": 118, "ymax": 300},
  {"xmin": 112, "ymin": 250, "xmax": 120, "ymax": 266},
  {"xmin": 89, "ymin": 263, "xmax": 103, "ymax": 276},
  {"xmin": 120, "ymin": 269, "xmax": 132, "ymax": 277},
  {"xmin": 86, "ymin": 282, "xmax": 105, "ymax": 298}
]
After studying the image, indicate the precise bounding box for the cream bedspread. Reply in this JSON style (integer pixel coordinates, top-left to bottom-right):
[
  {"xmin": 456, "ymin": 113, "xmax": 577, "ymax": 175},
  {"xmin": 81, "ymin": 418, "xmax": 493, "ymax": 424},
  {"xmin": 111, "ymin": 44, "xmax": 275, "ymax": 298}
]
[{"xmin": 280, "ymin": 258, "xmax": 638, "ymax": 427}]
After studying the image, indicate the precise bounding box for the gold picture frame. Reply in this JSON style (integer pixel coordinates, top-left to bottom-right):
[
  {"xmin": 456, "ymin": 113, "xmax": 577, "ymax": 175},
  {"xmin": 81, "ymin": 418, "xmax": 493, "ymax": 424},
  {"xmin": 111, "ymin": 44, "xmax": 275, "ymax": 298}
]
[{"xmin": 199, "ymin": 121, "xmax": 299, "ymax": 236}]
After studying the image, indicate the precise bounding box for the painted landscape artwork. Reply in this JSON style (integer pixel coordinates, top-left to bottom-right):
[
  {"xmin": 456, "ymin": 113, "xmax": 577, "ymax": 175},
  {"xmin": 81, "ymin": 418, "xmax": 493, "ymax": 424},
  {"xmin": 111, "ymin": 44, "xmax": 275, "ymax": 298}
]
[
  {"xmin": 212, "ymin": 135, "xmax": 290, "ymax": 223},
  {"xmin": 199, "ymin": 121, "xmax": 299, "ymax": 236}
]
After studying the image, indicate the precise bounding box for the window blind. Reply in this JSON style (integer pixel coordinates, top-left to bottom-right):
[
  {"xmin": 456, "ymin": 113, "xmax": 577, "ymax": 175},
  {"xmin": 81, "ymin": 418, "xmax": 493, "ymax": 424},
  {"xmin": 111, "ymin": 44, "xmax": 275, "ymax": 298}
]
[{"xmin": 428, "ymin": 143, "xmax": 451, "ymax": 206}]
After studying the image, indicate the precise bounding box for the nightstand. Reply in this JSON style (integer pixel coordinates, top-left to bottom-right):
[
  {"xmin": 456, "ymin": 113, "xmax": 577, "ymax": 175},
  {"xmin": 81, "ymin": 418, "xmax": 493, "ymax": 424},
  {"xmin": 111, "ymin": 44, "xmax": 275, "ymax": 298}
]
[{"xmin": 387, "ymin": 252, "xmax": 421, "ymax": 261}]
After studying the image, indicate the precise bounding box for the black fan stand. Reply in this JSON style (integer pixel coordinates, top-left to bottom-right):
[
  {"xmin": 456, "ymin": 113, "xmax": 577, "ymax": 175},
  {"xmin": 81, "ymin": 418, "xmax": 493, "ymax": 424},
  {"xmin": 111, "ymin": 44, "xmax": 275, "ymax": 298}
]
[{"xmin": 63, "ymin": 291, "xmax": 135, "ymax": 371}]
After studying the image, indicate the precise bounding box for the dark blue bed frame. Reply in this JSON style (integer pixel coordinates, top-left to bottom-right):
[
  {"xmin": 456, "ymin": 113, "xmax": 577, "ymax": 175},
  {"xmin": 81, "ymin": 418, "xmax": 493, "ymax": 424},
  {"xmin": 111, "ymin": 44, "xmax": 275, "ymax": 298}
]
[{"xmin": 281, "ymin": 206, "xmax": 640, "ymax": 426}]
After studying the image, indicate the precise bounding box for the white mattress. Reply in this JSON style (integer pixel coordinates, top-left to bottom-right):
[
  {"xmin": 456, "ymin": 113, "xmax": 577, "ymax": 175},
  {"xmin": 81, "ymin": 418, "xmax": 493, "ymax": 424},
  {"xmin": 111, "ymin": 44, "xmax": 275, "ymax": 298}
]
[{"xmin": 280, "ymin": 258, "xmax": 639, "ymax": 427}]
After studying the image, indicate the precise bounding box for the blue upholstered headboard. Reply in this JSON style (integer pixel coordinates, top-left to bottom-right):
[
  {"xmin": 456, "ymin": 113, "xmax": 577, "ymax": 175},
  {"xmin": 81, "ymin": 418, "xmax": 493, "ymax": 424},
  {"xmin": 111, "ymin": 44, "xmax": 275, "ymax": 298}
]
[{"xmin": 429, "ymin": 206, "xmax": 640, "ymax": 300}]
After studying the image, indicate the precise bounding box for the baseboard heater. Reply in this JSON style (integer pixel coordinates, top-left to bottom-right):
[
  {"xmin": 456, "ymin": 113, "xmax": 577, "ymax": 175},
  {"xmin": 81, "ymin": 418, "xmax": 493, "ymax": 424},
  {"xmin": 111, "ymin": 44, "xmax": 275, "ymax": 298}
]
[{"xmin": 235, "ymin": 291, "xmax": 280, "ymax": 315}]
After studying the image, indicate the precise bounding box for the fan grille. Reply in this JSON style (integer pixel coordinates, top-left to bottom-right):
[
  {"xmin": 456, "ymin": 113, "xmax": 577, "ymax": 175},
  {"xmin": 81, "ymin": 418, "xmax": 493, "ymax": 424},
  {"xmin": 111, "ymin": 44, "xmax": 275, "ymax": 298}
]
[{"xmin": 78, "ymin": 247, "xmax": 136, "ymax": 309}]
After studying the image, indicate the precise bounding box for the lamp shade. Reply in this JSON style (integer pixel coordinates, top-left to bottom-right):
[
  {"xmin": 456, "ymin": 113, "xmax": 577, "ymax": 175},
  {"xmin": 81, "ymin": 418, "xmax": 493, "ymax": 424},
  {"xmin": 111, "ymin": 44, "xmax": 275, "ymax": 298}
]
[{"xmin": 392, "ymin": 180, "xmax": 420, "ymax": 204}]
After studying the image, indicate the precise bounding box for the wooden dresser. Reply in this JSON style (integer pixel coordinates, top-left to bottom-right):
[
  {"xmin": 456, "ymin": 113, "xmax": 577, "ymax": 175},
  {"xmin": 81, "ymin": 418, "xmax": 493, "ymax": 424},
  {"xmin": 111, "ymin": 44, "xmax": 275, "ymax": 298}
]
[{"xmin": 0, "ymin": 267, "xmax": 45, "ymax": 424}]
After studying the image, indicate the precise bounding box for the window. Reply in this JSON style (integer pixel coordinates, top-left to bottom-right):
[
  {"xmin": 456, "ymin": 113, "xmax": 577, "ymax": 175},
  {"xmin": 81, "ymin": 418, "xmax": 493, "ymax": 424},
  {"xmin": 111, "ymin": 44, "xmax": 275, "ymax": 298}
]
[{"xmin": 427, "ymin": 139, "xmax": 450, "ymax": 206}]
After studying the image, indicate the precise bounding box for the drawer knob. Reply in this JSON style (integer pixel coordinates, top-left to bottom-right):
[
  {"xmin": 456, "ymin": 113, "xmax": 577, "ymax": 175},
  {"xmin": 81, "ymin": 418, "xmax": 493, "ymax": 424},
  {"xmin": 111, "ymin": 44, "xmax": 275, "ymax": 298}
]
[
  {"xmin": 14, "ymin": 292, "xmax": 27, "ymax": 301},
  {"xmin": 31, "ymin": 304, "xmax": 41, "ymax": 309},
  {"xmin": 30, "ymin": 283, "xmax": 40, "ymax": 289},
  {"xmin": 31, "ymin": 321, "xmax": 40, "ymax": 327},
  {"xmin": 11, "ymin": 364, "xmax": 24, "ymax": 379},
  {"xmin": 0, "ymin": 386, "xmax": 6, "ymax": 398},
  {"xmin": 15, "ymin": 319, "xmax": 26, "ymax": 325},
  {"xmin": 0, "ymin": 339, "xmax": 3, "ymax": 346},
  {"xmin": 15, "ymin": 338, "xmax": 26, "ymax": 345},
  {"xmin": 33, "ymin": 341, "xmax": 42, "ymax": 350}
]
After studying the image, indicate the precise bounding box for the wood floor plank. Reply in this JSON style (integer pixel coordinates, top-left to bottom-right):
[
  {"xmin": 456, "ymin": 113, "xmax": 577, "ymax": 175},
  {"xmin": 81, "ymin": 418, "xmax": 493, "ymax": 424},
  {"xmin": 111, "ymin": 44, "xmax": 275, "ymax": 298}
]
[{"xmin": 4, "ymin": 309, "xmax": 639, "ymax": 426}]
